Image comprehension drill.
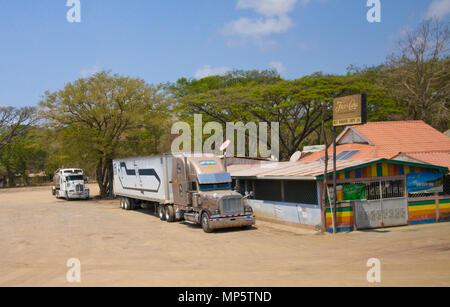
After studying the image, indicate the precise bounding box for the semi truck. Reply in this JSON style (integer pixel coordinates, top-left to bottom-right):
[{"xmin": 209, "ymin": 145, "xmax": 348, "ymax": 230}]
[
  {"xmin": 112, "ymin": 154, "xmax": 255, "ymax": 233},
  {"xmin": 52, "ymin": 168, "xmax": 90, "ymax": 200}
]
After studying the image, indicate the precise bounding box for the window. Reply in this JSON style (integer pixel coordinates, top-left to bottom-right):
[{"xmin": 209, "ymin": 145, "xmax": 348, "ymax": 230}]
[
  {"xmin": 66, "ymin": 175, "xmax": 83, "ymax": 181},
  {"xmin": 199, "ymin": 183, "xmax": 231, "ymax": 191}
]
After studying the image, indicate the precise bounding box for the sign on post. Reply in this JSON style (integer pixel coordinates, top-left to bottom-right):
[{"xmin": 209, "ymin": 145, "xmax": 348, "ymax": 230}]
[{"xmin": 333, "ymin": 94, "xmax": 367, "ymax": 127}]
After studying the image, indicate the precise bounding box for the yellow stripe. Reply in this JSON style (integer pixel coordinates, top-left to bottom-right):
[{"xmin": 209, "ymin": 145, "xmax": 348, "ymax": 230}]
[
  {"xmin": 371, "ymin": 164, "xmax": 377, "ymax": 177},
  {"xmin": 382, "ymin": 163, "xmax": 388, "ymax": 177},
  {"xmin": 439, "ymin": 203, "xmax": 450, "ymax": 210},
  {"xmin": 409, "ymin": 205, "xmax": 436, "ymax": 212},
  {"xmin": 326, "ymin": 212, "xmax": 353, "ymax": 219}
]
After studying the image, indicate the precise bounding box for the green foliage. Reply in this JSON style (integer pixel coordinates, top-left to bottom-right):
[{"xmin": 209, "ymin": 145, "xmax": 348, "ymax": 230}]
[
  {"xmin": 39, "ymin": 71, "xmax": 171, "ymax": 197},
  {"xmin": 0, "ymin": 127, "xmax": 46, "ymax": 187},
  {"xmin": 169, "ymin": 70, "xmax": 395, "ymax": 159}
]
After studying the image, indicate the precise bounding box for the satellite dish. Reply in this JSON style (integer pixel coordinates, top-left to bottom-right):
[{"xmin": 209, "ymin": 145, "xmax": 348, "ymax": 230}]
[
  {"xmin": 220, "ymin": 140, "xmax": 231, "ymax": 152},
  {"xmin": 290, "ymin": 151, "xmax": 302, "ymax": 162}
]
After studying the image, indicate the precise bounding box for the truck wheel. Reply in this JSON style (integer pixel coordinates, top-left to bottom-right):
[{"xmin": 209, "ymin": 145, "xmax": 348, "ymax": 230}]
[
  {"xmin": 159, "ymin": 206, "xmax": 166, "ymax": 221},
  {"xmin": 129, "ymin": 198, "xmax": 136, "ymax": 210},
  {"xmin": 165, "ymin": 205, "xmax": 175, "ymax": 222},
  {"xmin": 65, "ymin": 192, "xmax": 70, "ymax": 201},
  {"xmin": 52, "ymin": 188, "xmax": 56, "ymax": 196},
  {"xmin": 201, "ymin": 212, "xmax": 213, "ymax": 233},
  {"xmin": 120, "ymin": 197, "xmax": 125, "ymax": 209},
  {"xmin": 124, "ymin": 198, "xmax": 132, "ymax": 210}
]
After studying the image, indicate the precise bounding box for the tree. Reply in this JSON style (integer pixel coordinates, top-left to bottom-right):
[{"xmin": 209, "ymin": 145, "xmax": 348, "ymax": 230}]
[
  {"xmin": 0, "ymin": 127, "xmax": 46, "ymax": 187},
  {"xmin": 171, "ymin": 71, "xmax": 393, "ymax": 160},
  {"xmin": 381, "ymin": 19, "xmax": 449, "ymax": 131},
  {"xmin": 0, "ymin": 106, "xmax": 37, "ymax": 151},
  {"xmin": 39, "ymin": 71, "xmax": 169, "ymax": 198}
]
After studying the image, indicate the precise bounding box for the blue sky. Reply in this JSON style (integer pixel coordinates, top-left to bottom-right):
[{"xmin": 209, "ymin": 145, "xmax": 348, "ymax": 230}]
[{"xmin": 0, "ymin": 0, "xmax": 448, "ymax": 107}]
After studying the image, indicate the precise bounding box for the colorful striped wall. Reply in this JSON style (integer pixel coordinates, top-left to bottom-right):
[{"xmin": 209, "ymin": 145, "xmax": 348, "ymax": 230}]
[
  {"xmin": 325, "ymin": 205, "xmax": 354, "ymax": 233},
  {"xmin": 439, "ymin": 199, "xmax": 450, "ymax": 222},
  {"xmin": 408, "ymin": 200, "xmax": 437, "ymax": 225},
  {"xmin": 329, "ymin": 162, "xmax": 434, "ymax": 180}
]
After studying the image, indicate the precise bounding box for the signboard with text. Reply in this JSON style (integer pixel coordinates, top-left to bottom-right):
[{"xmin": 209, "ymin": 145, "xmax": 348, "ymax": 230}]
[{"xmin": 333, "ymin": 94, "xmax": 367, "ymax": 127}]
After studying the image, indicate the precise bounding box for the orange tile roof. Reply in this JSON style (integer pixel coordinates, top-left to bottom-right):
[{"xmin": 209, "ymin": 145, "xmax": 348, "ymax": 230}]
[
  {"xmin": 300, "ymin": 121, "xmax": 450, "ymax": 163},
  {"xmin": 397, "ymin": 150, "xmax": 450, "ymax": 170}
]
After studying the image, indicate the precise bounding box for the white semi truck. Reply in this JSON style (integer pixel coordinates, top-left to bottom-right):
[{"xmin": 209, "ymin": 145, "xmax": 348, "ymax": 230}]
[
  {"xmin": 52, "ymin": 168, "xmax": 90, "ymax": 200},
  {"xmin": 113, "ymin": 154, "xmax": 255, "ymax": 233}
]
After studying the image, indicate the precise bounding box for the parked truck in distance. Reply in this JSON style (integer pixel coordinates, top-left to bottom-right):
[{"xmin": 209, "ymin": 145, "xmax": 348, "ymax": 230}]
[
  {"xmin": 113, "ymin": 154, "xmax": 255, "ymax": 233},
  {"xmin": 52, "ymin": 168, "xmax": 90, "ymax": 200}
]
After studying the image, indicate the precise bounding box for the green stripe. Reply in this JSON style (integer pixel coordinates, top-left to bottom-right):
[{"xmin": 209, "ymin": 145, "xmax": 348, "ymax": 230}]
[
  {"xmin": 439, "ymin": 199, "xmax": 450, "ymax": 205},
  {"xmin": 376, "ymin": 164, "xmax": 383, "ymax": 177},
  {"xmin": 316, "ymin": 159, "xmax": 448, "ymax": 180},
  {"xmin": 326, "ymin": 206, "xmax": 353, "ymax": 213},
  {"xmin": 409, "ymin": 200, "xmax": 436, "ymax": 206}
]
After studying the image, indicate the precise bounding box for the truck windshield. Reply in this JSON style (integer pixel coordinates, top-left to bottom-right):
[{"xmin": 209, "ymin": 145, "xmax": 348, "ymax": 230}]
[
  {"xmin": 66, "ymin": 175, "xmax": 84, "ymax": 181},
  {"xmin": 199, "ymin": 182, "xmax": 231, "ymax": 191}
]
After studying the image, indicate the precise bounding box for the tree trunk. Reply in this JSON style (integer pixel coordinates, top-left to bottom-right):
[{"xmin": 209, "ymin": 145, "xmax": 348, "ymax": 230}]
[
  {"xmin": 96, "ymin": 158, "xmax": 107, "ymax": 199},
  {"xmin": 7, "ymin": 171, "xmax": 15, "ymax": 188}
]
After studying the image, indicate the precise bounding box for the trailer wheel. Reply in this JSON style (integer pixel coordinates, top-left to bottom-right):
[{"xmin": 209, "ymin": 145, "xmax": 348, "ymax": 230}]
[
  {"xmin": 159, "ymin": 205, "xmax": 166, "ymax": 221},
  {"xmin": 201, "ymin": 212, "xmax": 213, "ymax": 233},
  {"xmin": 165, "ymin": 205, "xmax": 175, "ymax": 222},
  {"xmin": 124, "ymin": 198, "xmax": 132, "ymax": 210},
  {"xmin": 129, "ymin": 198, "xmax": 136, "ymax": 210}
]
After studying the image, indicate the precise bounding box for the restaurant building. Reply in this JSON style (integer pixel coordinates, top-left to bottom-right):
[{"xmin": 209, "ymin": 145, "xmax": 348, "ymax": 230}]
[{"xmin": 228, "ymin": 121, "xmax": 450, "ymax": 232}]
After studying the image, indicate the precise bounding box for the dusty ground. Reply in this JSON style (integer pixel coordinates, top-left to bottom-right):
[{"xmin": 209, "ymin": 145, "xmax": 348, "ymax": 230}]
[{"xmin": 0, "ymin": 185, "xmax": 449, "ymax": 287}]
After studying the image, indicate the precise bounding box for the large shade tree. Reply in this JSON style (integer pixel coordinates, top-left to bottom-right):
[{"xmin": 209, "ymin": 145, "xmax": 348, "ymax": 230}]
[{"xmin": 40, "ymin": 71, "xmax": 169, "ymax": 198}]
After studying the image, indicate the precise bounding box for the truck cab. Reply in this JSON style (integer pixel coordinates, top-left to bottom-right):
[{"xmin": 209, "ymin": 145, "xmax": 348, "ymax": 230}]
[
  {"xmin": 171, "ymin": 155, "xmax": 255, "ymax": 232},
  {"xmin": 52, "ymin": 169, "xmax": 90, "ymax": 200}
]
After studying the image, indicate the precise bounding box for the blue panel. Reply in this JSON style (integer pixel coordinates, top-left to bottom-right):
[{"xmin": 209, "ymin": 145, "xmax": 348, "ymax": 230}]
[
  {"xmin": 197, "ymin": 173, "xmax": 232, "ymax": 184},
  {"xmin": 337, "ymin": 150, "xmax": 360, "ymax": 160},
  {"xmin": 409, "ymin": 219, "xmax": 436, "ymax": 225}
]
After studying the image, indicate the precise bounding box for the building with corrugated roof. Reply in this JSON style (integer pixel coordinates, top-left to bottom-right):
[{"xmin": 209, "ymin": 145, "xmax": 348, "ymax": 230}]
[{"xmin": 228, "ymin": 120, "xmax": 450, "ymax": 233}]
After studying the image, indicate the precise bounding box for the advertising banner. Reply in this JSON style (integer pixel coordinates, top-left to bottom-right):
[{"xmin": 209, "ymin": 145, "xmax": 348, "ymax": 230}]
[{"xmin": 407, "ymin": 172, "xmax": 443, "ymax": 194}]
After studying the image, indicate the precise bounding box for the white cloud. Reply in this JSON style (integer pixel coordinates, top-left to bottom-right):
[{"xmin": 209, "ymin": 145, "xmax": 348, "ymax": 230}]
[
  {"xmin": 223, "ymin": 0, "xmax": 299, "ymax": 43},
  {"xmin": 269, "ymin": 61, "xmax": 286, "ymax": 74},
  {"xmin": 80, "ymin": 64, "xmax": 101, "ymax": 78},
  {"xmin": 225, "ymin": 15, "xmax": 293, "ymax": 37},
  {"xmin": 236, "ymin": 0, "xmax": 298, "ymax": 17},
  {"xmin": 425, "ymin": 0, "xmax": 450, "ymax": 19},
  {"xmin": 194, "ymin": 65, "xmax": 230, "ymax": 79}
]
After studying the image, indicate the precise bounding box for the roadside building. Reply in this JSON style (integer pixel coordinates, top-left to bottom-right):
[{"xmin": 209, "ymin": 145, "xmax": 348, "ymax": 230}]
[{"xmin": 229, "ymin": 120, "xmax": 450, "ymax": 232}]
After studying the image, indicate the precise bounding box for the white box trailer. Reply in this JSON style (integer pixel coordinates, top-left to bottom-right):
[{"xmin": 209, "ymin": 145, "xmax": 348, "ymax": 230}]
[
  {"xmin": 112, "ymin": 154, "xmax": 255, "ymax": 233},
  {"xmin": 113, "ymin": 155, "xmax": 173, "ymax": 204}
]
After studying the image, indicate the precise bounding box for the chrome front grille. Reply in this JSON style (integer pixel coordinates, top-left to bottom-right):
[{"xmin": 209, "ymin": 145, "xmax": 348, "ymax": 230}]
[
  {"xmin": 75, "ymin": 184, "xmax": 84, "ymax": 192},
  {"xmin": 222, "ymin": 197, "xmax": 243, "ymax": 215}
]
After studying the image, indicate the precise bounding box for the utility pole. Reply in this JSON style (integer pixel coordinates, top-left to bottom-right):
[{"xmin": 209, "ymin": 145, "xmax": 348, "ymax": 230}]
[{"xmin": 332, "ymin": 126, "xmax": 337, "ymax": 234}]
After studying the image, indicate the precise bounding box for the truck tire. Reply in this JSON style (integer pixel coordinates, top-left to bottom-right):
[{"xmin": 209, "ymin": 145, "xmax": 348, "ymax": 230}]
[
  {"xmin": 129, "ymin": 198, "xmax": 136, "ymax": 210},
  {"xmin": 120, "ymin": 197, "xmax": 125, "ymax": 209},
  {"xmin": 65, "ymin": 192, "xmax": 70, "ymax": 201},
  {"xmin": 124, "ymin": 198, "xmax": 132, "ymax": 210},
  {"xmin": 201, "ymin": 212, "xmax": 213, "ymax": 233},
  {"xmin": 159, "ymin": 205, "xmax": 166, "ymax": 221},
  {"xmin": 165, "ymin": 205, "xmax": 175, "ymax": 223}
]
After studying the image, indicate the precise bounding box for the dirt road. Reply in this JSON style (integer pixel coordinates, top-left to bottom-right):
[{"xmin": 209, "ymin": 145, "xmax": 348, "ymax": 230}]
[{"xmin": 0, "ymin": 185, "xmax": 449, "ymax": 286}]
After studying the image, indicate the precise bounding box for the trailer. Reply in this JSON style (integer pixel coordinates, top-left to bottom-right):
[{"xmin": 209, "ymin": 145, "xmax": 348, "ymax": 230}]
[{"xmin": 113, "ymin": 154, "xmax": 255, "ymax": 233}]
